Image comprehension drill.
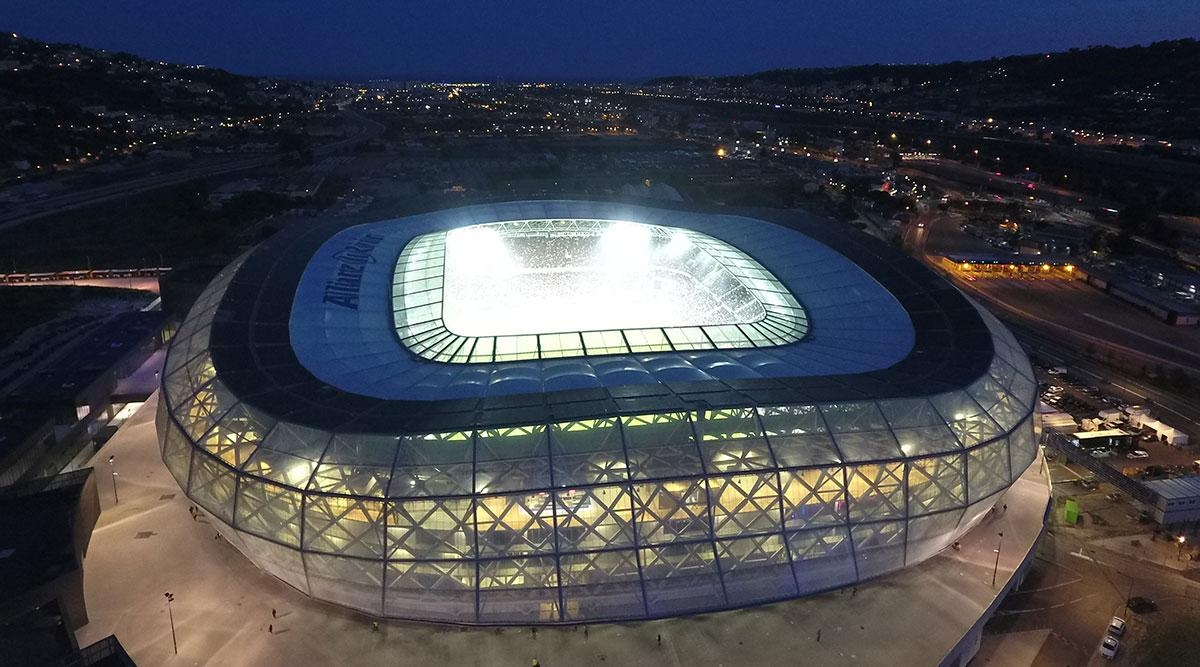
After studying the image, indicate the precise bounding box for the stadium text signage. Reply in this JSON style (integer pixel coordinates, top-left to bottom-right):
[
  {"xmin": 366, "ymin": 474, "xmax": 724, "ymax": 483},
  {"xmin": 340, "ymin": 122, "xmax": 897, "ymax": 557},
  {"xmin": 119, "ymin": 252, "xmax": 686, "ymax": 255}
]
[{"xmin": 322, "ymin": 232, "xmax": 385, "ymax": 310}]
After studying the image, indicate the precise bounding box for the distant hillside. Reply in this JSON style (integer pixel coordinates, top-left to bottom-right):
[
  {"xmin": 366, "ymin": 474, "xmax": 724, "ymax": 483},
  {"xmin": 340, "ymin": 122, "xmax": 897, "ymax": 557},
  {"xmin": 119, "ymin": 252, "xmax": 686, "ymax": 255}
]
[
  {"xmin": 651, "ymin": 40, "xmax": 1200, "ymax": 136},
  {"xmin": 0, "ymin": 32, "xmax": 320, "ymax": 179}
]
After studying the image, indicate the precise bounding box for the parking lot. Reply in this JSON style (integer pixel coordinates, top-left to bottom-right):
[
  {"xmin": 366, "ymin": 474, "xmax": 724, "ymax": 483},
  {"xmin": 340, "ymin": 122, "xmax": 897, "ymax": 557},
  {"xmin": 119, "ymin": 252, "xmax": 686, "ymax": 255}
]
[{"xmin": 1038, "ymin": 367, "xmax": 1197, "ymax": 482}]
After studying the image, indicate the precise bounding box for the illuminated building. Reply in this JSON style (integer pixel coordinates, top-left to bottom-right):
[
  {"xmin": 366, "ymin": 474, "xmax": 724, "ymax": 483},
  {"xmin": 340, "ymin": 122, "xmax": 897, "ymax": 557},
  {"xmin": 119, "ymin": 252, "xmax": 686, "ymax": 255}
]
[{"xmin": 157, "ymin": 200, "xmax": 1037, "ymax": 624}]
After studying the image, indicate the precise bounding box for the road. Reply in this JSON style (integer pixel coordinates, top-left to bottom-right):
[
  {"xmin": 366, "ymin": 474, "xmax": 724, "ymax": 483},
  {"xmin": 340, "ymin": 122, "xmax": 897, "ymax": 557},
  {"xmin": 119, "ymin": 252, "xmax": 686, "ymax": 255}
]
[
  {"xmin": 980, "ymin": 454, "xmax": 1200, "ymax": 666},
  {"xmin": 907, "ymin": 206, "xmax": 1200, "ymax": 376},
  {"xmin": 0, "ymin": 111, "xmax": 384, "ymax": 235}
]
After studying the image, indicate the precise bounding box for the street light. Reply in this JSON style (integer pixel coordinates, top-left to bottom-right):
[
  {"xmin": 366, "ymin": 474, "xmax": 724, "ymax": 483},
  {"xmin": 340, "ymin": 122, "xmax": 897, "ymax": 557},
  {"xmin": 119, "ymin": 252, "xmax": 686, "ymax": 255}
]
[
  {"xmin": 1178, "ymin": 535, "xmax": 1187, "ymax": 560},
  {"xmin": 164, "ymin": 592, "xmax": 178, "ymax": 655},
  {"xmin": 991, "ymin": 531, "xmax": 1005, "ymax": 587},
  {"xmin": 108, "ymin": 455, "xmax": 118, "ymax": 505}
]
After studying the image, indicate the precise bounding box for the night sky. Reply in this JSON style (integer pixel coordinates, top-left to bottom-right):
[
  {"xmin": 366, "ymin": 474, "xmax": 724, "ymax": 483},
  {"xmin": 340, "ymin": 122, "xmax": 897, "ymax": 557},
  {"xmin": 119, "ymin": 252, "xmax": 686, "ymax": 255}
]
[{"xmin": 3, "ymin": 1, "xmax": 1198, "ymax": 81}]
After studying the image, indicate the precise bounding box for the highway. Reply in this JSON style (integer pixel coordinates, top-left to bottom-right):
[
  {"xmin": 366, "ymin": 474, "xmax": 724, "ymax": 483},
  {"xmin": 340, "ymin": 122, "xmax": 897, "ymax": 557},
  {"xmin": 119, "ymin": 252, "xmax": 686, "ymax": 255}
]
[{"xmin": 901, "ymin": 203, "xmax": 1200, "ymax": 440}]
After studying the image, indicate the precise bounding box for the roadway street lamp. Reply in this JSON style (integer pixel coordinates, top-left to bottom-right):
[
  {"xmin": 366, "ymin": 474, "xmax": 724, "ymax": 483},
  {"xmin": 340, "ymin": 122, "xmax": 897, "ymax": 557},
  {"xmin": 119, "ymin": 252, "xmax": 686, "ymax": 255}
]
[
  {"xmin": 164, "ymin": 592, "xmax": 178, "ymax": 655},
  {"xmin": 991, "ymin": 531, "xmax": 1005, "ymax": 587},
  {"xmin": 108, "ymin": 455, "xmax": 118, "ymax": 505},
  {"xmin": 1178, "ymin": 535, "xmax": 1187, "ymax": 561}
]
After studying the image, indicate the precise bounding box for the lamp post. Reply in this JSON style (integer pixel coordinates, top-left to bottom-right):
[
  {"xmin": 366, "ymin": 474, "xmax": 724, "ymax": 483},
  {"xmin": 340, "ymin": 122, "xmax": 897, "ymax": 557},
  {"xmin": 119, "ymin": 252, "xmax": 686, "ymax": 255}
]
[
  {"xmin": 164, "ymin": 592, "xmax": 178, "ymax": 655},
  {"xmin": 1178, "ymin": 535, "xmax": 1187, "ymax": 561},
  {"xmin": 108, "ymin": 455, "xmax": 118, "ymax": 505},
  {"xmin": 991, "ymin": 531, "xmax": 1005, "ymax": 587}
]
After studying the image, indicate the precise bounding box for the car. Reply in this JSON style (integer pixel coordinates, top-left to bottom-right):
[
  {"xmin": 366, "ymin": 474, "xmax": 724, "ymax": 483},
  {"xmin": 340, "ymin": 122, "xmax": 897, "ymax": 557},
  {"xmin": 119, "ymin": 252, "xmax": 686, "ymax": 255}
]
[
  {"xmin": 1127, "ymin": 596, "xmax": 1157, "ymax": 613},
  {"xmin": 1108, "ymin": 616, "xmax": 1126, "ymax": 637},
  {"xmin": 1126, "ymin": 450, "xmax": 1149, "ymax": 460},
  {"xmin": 1047, "ymin": 385, "xmax": 1064, "ymax": 394},
  {"xmin": 1099, "ymin": 635, "xmax": 1120, "ymax": 659},
  {"xmin": 1048, "ymin": 366, "xmax": 1068, "ymax": 376},
  {"xmin": 1090, "ymin": 449, "xmax": 1114, "ymax": 459}
]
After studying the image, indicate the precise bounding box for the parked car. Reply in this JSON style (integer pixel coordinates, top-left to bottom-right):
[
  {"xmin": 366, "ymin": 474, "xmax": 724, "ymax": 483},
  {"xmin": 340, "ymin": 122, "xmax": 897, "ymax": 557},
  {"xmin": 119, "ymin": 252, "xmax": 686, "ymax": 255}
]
[
  {"xmin": 1108, "ymin": 616, "xmax": 1126, "ymax": 637},
  {"xmin": 1126, "ymin": 450, "xmax": 1149, "ymax": 460},
  {"xmin": 1127, "ymin": 596, "xmax": 1157, "ymax": 613},
  {"xmin": 1090, "ymin": 449, "xmax": 1114, "ymax": 459},
  {"xmin": 1099, "ymin": 635, "xmax": 1120, "ymax": 659},
  {"xmin": 1047, "ymin": 385, "xmax": 1064, "ymax": 394}
]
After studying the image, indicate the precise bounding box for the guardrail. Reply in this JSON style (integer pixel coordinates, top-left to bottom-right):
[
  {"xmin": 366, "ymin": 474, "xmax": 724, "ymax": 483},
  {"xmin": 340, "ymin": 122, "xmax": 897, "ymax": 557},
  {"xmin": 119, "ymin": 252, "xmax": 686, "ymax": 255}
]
[{"xmin": 0, "ymin": 267, "xmax": 171, "ymax": 284}]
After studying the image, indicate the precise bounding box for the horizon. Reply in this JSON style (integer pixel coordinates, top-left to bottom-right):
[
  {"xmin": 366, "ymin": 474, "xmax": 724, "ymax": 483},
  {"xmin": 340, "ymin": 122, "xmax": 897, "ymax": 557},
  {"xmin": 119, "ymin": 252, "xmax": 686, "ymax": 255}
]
[{"xmin": 2, "ymin": 1, "xmax": 1197, "ymax": 81}]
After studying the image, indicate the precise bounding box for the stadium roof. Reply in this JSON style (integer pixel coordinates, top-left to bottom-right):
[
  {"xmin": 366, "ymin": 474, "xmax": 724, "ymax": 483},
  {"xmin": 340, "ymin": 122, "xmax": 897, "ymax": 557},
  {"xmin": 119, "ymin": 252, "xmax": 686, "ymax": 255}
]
[{"xmin": 208, "ymin": 200, "xmax": 994, "ymax": 433}]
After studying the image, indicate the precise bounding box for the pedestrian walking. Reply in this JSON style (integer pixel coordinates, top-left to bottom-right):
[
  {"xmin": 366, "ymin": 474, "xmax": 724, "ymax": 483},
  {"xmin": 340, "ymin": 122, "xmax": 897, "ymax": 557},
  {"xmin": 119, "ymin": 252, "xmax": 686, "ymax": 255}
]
[
  {"xmin": 272, "ymin": 608, "xmax": 277, "ymax": 619},
  {"xmin": 1003, "ymin": 503, "xmax": 1008, "ymax": 514},
  {"xmin": 372, "ymin": 620, "xmax": 379, "ymax": 633},
  {"xmin": 584, "ymin": 625, "xmax": 589, "ymax": 639},
  {"xmin": 817, "ymin": 629, "xmax": 821, "ymax": 643},
  {"xmin": 656, "ymin": 634, "xmax": 662, "ymax": 646},
  {"xmin": 268, "ymin": 624, "xmax": 273, "ymax": 634}
]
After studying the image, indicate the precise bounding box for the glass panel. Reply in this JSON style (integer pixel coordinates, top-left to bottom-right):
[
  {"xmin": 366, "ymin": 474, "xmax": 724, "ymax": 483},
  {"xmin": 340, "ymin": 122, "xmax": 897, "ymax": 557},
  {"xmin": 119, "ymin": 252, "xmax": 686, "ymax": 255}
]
[
  {"xmin": 477, "ymin": 556, "xmax": 561, "ymax": 623},
  {"xmin": 879, "ymin": 398, "xmax": 962, "ymax": 456},
  {"xmin": 187, "ymin": 450, "xmax": 236, "ymax": 522},
  {"xmin": 241, "ymin": 445, "xmax": 316, "ymax": 488},
  {"xmin": 196, "ymin": 401, "xmax": 272, "ymax": 468},
  {"xmin": 787, "ymin": 526, "xmax": 858, "ymax": 594},
  {"xmin": 851, "ymin": 520, "xmax": 907, "ymax": 580},
  {"xmin": 161, "ymin": 419, "xmax": 193, "ymax": 489},
  {"xmin": 846, "ymin": 462, "xmax": 905, "ymax": 523},
  {"xmin": 558, "ymin": 549, "xmax": 645, "ymax": 621},
  {"xmin": 554, "ymin": 484, "xmax": 635, "ymax": 552},
  {"xmin": 240, "ymin": 532, "xmax": 308, "ymax": 594},
  {"xmin": 1009, "ymin": 419, "xmax": 1038, "ymax": 475},
  {"xmin": 391, "ymin": 431, "xmax": 474, "ymax": 497},
  {"xmin": 694, "ymin": 408, "xmax": 774, "ymax": 472},
  {"xmin": 716, "ymin": 533, "xmax": 796, "ymax": 605},
  {"xmin": 385, "ymin": 560, "xmax": 476, "ymax": 623},
  {"xmin": 930, "ymin": 391, "xmax": 1003, "ymax": 447},
  {"xmin": 258, "ymin": 421, "xmax": 331, "ymax": 462},
  {"xmin": 821, "ymin": 402, "xmax": 903, "ymax": 462},
  {"xmin": 475, "ymin": 425, "xmax": 550, "ymax": 493},
  {"xmin": 781, "ymin": 466, "xmax": 847, "ymax": 530},
  {"xmin": 235, "ymin": 477, "xmax": 303, "ymax": 546},
  {"xmin": 757, "ymin": 405, "xmax": 841, "ymax": 467},
  {"xmin": 906, "ymin": 509, "xmax": 964, "ymax": 564},
  {"xmin": 303, "ymin": 494, "xmax": 386, "ymax": 558},
  {"xmin": 622, "ymin": 413, "xmax": 703, "ymax": 479},
  {"xmin": 632, "ymin": 478, "xmax": 711, "ymax": 545},
  {"xmin": 549, "ymin": 418, "xmax": 628, "ymax": 485},
  {"xmin": 304, "ymin": 553, "xmax": 384, "ymax": 615},
  {"xmin": 708, "ymin": 472, "xmax": 782, "ymax": 537},
  {"xmin": 907, "ymin": 453, "xmax": 966, "ymax": 516},
  {"xmin": 386, "ymin": 497, "xmax": 475, "ymax": 559},
  {"xmin": 475, "ymin": 491, "xmax": 556, "ymax": 556},
  {"xmin": 967, "ymin": 437, "xmax": 1011, "ymax": 503},
  {"xmin": 640, "ymin": 542, "xmax": 724, "ymax": 617}
]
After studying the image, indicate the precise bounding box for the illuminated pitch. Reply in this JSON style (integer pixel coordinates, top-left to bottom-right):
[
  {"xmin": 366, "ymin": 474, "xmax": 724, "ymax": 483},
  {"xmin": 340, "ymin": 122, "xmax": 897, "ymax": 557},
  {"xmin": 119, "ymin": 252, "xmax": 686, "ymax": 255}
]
[{"xmin": 392, "ymin": 219, "xmax": 807, "ymax": 363}]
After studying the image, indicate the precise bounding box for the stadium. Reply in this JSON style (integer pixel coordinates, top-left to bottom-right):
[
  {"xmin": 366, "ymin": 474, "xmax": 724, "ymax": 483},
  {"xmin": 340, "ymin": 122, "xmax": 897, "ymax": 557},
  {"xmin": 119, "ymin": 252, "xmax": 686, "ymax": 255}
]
[{"xmin": 156, "ymin": 200, "xmax": 1038, "ymax": 625}]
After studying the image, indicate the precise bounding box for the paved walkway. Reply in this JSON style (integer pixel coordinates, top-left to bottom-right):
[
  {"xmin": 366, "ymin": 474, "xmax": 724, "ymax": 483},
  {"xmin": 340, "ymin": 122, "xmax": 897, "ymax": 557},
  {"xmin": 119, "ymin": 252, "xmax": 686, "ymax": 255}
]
[{"xmin": 76, "ymin": 394, "xmax": 1051, "ymax": 666}]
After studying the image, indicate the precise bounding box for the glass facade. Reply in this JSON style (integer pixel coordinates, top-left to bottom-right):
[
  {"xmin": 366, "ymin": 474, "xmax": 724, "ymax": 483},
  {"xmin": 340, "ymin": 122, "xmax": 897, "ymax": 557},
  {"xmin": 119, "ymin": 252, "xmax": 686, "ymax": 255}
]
[{"xmin": 158, "ymin": 258, "xmax": 1038, "ymax": 624}]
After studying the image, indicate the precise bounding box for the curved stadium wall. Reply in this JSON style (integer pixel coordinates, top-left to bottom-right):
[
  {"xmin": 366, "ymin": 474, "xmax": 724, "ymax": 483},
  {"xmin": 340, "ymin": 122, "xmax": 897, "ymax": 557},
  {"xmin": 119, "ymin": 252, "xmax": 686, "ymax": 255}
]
[{"xmin": 156, "ymin": 201, "xmax": 1038, "ymax": 625}]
